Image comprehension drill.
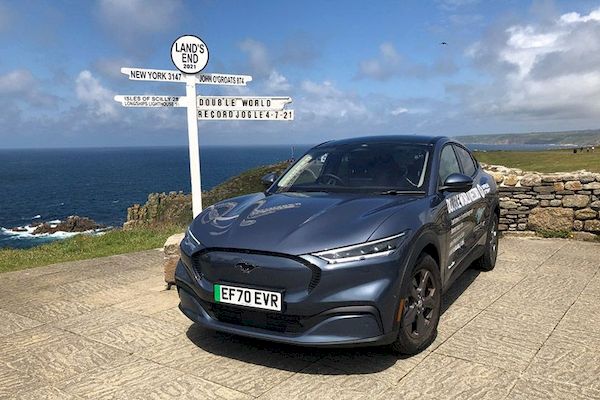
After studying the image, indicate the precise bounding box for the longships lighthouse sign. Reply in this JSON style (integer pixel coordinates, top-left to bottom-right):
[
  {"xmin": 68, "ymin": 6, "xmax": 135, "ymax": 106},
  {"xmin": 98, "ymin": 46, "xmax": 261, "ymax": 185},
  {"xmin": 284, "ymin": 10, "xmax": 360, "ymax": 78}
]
[{"xmin": 114, "ymin": 35, "xmax": 294, "ymax": 217}]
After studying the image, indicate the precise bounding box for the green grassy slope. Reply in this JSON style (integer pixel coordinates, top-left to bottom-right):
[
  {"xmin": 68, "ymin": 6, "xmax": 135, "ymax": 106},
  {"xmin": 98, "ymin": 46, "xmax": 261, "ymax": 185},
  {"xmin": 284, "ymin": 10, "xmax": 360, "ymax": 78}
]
[
  {"xmin": 474, "ymin": 149, "xmax": 600, "ymax": 173},
  {"xmin": 458, "ymin": 129, "xmax": 600, "ymax": 146}
]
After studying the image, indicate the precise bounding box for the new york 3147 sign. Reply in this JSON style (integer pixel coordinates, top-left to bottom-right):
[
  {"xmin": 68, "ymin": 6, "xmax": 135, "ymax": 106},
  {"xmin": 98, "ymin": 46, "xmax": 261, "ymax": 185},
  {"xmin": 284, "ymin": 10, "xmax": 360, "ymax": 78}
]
[{"xmin": 114, "ymin": 35, "xmax": 294, "ymax": 217}]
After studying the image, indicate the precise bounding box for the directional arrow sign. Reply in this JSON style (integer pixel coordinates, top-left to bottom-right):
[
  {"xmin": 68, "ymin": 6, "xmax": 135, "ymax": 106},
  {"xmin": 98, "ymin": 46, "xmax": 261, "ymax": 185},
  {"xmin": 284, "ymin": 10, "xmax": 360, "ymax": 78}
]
[
  {"xmin": 121, "ymin": 67, "xmax": 252, "ymax": 86},
  {"xmin": 195, "ymin": 73, "xmax": 252, "ymax": 86},
  {"xmin": 197, "ymin": 96, "xmax": 291, "ymax": 111},
  {"xmin": 114, "ymin": 95, "xmax": 187, "ymax": 107},
  {"xmin": 198, "ymin": 109, "xmax": 294, "ymax": 120},
  {"xmin": 121, "ymin": 67, "xmax": 185, "ymax": 83}
]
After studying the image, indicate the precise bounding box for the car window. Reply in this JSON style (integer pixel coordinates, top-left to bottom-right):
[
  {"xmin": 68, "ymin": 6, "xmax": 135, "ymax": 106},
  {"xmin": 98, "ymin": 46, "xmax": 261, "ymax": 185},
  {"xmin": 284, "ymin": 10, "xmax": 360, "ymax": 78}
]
[
  {"xmin": 438, "ymin": 145, "xmax": 461, "ymax": 184},
  {"xmin": 275, "ymin": 143, "xmax": 430, "ymax": 193},
  {"xmin": 454, "ymin": 145, "xmax": 477, "ymax": 177}
]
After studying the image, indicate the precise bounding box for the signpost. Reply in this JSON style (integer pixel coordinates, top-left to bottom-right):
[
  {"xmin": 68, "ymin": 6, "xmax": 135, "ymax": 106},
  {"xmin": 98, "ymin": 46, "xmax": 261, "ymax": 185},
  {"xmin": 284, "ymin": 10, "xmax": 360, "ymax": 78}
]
[{"xmin": 115, "ymin": 35, "xmax": 294, "ymax": 218}]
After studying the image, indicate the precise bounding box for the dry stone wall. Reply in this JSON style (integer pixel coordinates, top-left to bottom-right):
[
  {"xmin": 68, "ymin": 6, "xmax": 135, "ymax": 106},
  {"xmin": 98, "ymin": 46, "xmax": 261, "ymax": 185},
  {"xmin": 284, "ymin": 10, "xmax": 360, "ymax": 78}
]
[{"xmin": 484, "ymin": 165, "xmax": 600, "ymax": 238}]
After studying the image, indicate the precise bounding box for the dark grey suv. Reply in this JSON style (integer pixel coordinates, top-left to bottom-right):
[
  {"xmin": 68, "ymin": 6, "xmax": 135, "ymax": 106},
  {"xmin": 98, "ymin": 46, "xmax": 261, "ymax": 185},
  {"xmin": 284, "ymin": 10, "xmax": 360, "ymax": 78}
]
[{"xmin": 175, "ymin": 135, "xmax": 499, "ymax": 354}]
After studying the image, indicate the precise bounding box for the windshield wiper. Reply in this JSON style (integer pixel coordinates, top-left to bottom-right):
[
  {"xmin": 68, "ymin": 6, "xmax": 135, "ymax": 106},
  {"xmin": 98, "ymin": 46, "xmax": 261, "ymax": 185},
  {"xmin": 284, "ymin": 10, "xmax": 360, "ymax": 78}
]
[{"xmin": 378, "ymin": 189, "xmax": 425, "ymax": 195}]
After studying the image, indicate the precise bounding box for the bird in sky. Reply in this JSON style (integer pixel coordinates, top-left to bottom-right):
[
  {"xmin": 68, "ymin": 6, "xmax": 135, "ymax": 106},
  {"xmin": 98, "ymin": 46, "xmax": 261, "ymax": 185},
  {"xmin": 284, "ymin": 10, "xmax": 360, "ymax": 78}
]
[{"xmin": 440, "ymin": 41, "xmax": 448, "ymax": 45}]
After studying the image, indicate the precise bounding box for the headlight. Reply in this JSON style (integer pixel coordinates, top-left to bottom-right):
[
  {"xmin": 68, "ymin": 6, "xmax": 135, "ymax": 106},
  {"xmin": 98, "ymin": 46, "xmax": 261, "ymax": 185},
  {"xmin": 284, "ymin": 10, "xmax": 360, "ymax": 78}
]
[{"xmin": 313, "ymin": 232, "xmax": 406, "ymax": 264}]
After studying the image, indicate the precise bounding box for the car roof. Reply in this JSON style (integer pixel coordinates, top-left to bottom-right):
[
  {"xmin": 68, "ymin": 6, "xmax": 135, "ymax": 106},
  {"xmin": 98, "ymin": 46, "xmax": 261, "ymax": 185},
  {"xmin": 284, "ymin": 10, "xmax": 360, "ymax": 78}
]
[{"xmin": 315, "ymin": 135, "xmax": 447, "ymax": 148}]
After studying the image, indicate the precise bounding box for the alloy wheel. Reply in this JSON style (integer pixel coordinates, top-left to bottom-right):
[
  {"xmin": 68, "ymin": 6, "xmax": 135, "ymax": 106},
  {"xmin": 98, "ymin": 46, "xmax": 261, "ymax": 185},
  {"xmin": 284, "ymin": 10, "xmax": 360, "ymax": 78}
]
[{"xmin": 403, "ymin": 269, "xmax": 440, "ymax": 338}]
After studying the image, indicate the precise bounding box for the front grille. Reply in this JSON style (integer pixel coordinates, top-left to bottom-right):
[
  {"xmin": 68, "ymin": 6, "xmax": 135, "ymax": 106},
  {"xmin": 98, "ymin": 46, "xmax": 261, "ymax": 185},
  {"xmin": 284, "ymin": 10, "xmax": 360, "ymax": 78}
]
[
  {"xmin": 192, "ymin": 248, "xmax": 321, "ymax": 292},
  {"xmin": 207, "ymin": 302, "xmax": 304, "ymax": 333}
]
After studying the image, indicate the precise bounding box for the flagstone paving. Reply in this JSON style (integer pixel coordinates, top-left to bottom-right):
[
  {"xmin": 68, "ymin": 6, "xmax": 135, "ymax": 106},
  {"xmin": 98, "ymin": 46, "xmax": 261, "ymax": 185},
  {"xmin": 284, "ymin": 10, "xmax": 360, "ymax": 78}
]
[{"xmin": 1, "ymin": 237, "xmax": 599, "ymax": 399}]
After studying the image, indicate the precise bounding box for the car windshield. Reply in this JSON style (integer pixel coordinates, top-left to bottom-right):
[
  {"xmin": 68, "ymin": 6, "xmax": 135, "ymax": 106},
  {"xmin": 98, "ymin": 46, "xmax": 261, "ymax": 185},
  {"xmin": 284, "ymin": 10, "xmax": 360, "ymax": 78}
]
[{"xmin": 275, "ymin": 143, "xmax": 430, "ymax": 194}]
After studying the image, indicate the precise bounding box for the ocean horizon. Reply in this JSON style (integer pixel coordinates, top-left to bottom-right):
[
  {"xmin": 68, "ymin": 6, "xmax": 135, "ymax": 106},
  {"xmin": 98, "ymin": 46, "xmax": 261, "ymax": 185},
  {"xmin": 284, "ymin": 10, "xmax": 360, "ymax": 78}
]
[{"xmin": 0, "ymin": 142, "xmax": 570, "ymax": 249}]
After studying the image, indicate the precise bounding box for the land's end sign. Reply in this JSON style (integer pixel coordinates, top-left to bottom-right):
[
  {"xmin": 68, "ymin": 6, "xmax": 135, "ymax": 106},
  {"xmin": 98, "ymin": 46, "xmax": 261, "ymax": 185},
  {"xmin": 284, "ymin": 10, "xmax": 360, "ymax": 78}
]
[
  {"xmin": 115, "ymin": 35, "xmax": 293, "ymax": 218},
  {"xmin": 171, "ymin": 35, "xmax": 209, "ymax": 74}
]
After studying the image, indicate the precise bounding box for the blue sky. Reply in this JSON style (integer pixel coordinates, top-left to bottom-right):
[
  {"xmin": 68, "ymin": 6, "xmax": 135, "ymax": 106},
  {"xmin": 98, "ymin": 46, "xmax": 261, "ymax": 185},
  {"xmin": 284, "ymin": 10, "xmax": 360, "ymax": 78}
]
[{"xmin": 1, "ymin": 0, "xmax": 600, "ymax": 148}]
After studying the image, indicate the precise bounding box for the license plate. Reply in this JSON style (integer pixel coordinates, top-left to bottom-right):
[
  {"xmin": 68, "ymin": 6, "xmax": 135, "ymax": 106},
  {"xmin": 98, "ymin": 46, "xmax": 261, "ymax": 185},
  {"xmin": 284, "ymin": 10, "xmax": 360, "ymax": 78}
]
[{"xmin": 214, "ymin": 284, "xmax": 282, "ymax": 312}]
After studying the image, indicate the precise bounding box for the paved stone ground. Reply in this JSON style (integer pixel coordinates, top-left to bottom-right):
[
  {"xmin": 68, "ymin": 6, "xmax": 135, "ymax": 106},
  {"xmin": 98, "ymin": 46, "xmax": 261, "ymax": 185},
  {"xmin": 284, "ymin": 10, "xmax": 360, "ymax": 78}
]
[{"xmin": 1, "ymin": 237, "xmax": 599, "ymax": 399}]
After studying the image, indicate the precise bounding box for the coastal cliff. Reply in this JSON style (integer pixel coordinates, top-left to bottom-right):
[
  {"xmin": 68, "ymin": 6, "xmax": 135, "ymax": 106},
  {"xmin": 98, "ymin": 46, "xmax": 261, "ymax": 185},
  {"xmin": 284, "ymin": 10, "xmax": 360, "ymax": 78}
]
[{"xmin": 124, "ymin": 161, "xmax": 290, "ymax": 229}]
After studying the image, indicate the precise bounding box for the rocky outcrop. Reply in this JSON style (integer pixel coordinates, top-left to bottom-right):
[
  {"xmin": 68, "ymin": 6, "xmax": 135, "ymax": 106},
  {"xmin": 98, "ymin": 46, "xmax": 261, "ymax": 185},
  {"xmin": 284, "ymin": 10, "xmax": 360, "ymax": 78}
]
[
  {"xmin": 124, "ymin": 192, "xmax": 192, "ymax": 230},
  {"xmin": 484, "ymin": 164, "xmax": 600, "ymax": 235},
  {"xmin": 125, "ymin": 161, "xmax": 291, "ymax": 229},
  {"xmin": 32, "ymin": 216, "xmax": 105, "ymax": 235}
]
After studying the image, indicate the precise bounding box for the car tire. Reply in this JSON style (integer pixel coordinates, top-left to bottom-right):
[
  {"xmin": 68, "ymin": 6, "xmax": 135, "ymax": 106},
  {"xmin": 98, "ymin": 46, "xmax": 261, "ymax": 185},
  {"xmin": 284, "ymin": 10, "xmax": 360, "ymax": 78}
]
[
  {"xmin": 474, "ymin": 213, "xmax": 499, "ymax": 271},
  {"xmin": 391, "ymin": 254, "xmax": 442, "ymax": 355}
]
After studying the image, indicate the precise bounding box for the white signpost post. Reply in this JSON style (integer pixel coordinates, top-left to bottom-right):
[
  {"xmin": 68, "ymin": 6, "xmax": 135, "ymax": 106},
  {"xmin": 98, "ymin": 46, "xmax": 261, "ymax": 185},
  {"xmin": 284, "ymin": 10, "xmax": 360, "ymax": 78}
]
[{"xmin": 115, "ymin": 35, "xmax": 294, "ymax": 218}]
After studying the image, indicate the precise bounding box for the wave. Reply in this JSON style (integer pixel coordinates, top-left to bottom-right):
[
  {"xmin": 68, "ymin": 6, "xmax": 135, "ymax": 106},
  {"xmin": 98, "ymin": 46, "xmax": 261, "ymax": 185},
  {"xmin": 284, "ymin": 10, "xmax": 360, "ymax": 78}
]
[
  {"xmin": 0, "ymin": 224, "xmax": 111, "ymax": 242},
  {"xmin": 32, "ymin": 214, "xmax": 41, "ymax": 219}
]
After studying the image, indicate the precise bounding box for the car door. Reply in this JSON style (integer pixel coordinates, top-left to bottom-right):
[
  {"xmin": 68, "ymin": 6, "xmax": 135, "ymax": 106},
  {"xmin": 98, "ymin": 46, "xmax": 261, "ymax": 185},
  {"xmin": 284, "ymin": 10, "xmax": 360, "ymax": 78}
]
[
  {"xmin": 438, "ymin": 144, "xmax": 470, "ymax": 283},
  {"xmin": 453, "ymin": 144, "xmax": 489, "ymax": 253}
]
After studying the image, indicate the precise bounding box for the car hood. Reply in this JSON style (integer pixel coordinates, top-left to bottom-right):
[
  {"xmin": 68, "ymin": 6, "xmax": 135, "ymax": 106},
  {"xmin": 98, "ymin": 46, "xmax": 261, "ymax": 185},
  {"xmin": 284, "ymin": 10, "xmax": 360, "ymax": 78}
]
[{"xmin": 189, "ymin": 191, "xmax": 420, "ymax": 255}]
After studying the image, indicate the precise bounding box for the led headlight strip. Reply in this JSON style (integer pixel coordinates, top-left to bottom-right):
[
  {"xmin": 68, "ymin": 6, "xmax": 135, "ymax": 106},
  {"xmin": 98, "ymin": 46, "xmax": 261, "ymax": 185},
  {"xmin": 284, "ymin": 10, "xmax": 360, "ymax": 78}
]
[{"xmin": 313, "ymin": 232, "xmax": 406, "ymax": 264}]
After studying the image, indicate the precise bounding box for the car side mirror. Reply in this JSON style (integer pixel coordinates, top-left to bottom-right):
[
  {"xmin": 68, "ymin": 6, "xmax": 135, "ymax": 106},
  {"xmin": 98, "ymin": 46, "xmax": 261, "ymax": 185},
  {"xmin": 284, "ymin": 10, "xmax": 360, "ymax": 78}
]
[
  {"xmin": 261, "ymin": 172, "xmax": 278, "ymax": 189},
  {"xmin": 442, "ymin": 173, "xmax": 473, "ymax": 192}
]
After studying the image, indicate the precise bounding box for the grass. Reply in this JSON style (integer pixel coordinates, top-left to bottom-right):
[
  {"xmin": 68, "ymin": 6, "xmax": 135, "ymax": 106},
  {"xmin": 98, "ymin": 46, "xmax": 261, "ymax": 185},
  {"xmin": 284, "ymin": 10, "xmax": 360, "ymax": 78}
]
[
  {"xmin": 535, "ymin": 229, "xmax": 572, "ymax": 239},
  {"xmin": 0, "ymin": 225, "xmax": 182, "ymax": 274},
  {"xmin": 474, "ymin": 149, "xmax": 600, "ymax": 173}
]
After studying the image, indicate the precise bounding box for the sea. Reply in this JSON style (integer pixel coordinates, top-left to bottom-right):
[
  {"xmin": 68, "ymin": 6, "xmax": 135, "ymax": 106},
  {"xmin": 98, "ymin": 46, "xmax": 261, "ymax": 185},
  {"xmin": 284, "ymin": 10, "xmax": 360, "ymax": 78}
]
[{"xmin": 0, "ymin": 143, "xmax": 569, "ymax": 249}]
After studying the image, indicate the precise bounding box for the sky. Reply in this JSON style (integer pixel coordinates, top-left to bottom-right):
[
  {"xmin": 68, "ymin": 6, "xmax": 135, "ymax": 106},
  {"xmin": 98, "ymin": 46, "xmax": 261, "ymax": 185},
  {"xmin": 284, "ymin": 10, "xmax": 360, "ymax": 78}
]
[{"xmin": 1, "ymin": 0, "xmax": 600, "ymax": 148}]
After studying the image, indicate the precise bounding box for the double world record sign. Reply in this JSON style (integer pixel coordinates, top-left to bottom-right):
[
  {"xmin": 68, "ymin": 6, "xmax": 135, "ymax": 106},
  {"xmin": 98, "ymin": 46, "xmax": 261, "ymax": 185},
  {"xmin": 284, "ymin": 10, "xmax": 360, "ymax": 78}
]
[{"xmin": 197, "ymin": 95, "xmax": 294, "ymax": 120}]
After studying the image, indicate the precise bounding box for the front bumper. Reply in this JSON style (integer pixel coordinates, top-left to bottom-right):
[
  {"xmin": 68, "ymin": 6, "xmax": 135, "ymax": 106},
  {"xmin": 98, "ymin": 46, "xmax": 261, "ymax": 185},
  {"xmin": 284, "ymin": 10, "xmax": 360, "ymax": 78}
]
[{"xmin": 175, "ymin": 246, "xmax": 409, "ymax": 347}]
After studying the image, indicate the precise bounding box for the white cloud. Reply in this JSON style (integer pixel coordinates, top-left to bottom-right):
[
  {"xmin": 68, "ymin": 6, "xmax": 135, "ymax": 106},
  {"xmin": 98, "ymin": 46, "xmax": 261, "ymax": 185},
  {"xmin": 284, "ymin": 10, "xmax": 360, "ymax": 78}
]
[
  {"xmin": 358, "ymin": 43, "xmax": 403, "ymax": 81},
  {"xmin": 95, "ymin": 0, "xmax": 181, "ymax": 53},
  {"xmin": 358, "ymin": 42, "xmax": 457, "ymax": 81},
  {"xmin": 464, "ymin": 6, "xmax": 600, "ymax": 122},
  {"xmin": 0, "ymin": 69, "xmax": 58, "ymax": 107},
  {"xmin": 298, "ymin": 80, "xmax": 368, "ymax": 119},
  {"xmin": 265, "ymin": 71, "xmax": 291, "ymax": 92},
  {"xmin": 238, "ymin": 38, "xmax": 293, "ymax": 92},
  {"xmin": 75, "ymin": 70, "xmax": 118, "ymax": 118},
  {"xmin": 390, "ymin": 107, "xmax": 409, "ymax": 116},
  {"xmin": 239, "ymin": 38, "xmax": 271, "ymax": 77},
  {"xmin": 0, "ymin": 70, "xmax": 35, "ymax": 94},
  {"xmin": 560, "ymin": 9, "xmax": 600, "ymax": 24}
]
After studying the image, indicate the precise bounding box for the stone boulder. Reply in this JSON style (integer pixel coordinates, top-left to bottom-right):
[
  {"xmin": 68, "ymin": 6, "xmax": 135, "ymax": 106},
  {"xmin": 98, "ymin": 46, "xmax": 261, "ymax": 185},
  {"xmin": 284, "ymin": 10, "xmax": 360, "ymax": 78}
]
[
  {"xmin": 164, "ymin": 232, "xmax": 185, "ymax": 288},
  {"xmin": 565, "ymin": 181, "xmax": 583, "ymax": 191},
  {"xmin": 504, "ymin": 174, "xmax": 519, "ymax": 186},
  {"xmin": 562, "ymin": 195, "xmax": 590, "ymax": 208},
  {"xmin": 32, "ymin": 216, "xmax": 105, "ymax": 235},
  {"xmin": 575, "ymin": 208, "xmax": 597, "ymax": 220},
  {"xmin": 527, "ymin": 207, "xmax": 574, "ymax": 232},
  {"xmin": 520, "ymin": 174, "xmax": 542, "ymax": 187},
  {"xmin": 584, "ymin": 220, "xmax": 600, "ymax": 232}
]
